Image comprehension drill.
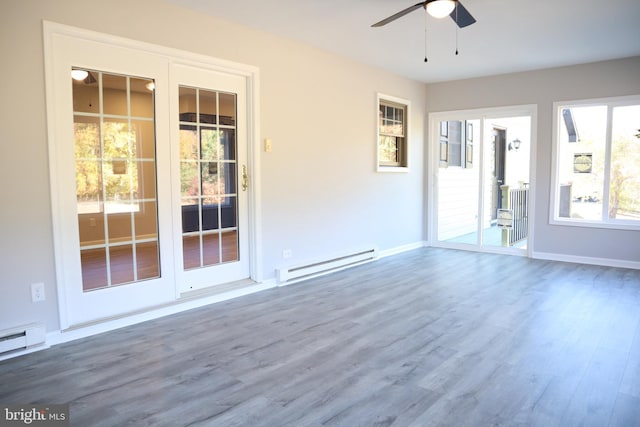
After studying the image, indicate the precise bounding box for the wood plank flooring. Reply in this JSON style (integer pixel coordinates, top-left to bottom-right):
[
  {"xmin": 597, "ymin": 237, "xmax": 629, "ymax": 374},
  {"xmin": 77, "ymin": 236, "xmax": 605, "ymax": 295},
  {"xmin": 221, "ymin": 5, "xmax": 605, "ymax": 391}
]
[{"xmin": 1, "ymin": 248, "xmax": 640, "ymax": 426}]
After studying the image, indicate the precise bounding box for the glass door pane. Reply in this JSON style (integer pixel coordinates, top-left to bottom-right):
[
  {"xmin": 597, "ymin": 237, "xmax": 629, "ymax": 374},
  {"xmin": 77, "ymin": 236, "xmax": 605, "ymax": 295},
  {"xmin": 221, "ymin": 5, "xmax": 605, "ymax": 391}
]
[
  {"xmin": 179, "ymin": 86, "xmax": 239, "ymax": 270},
  {"xmin": 437, "ymin": 119, "xmax": 481, "ymax": 244},
  {"xmin": 73, "ymin": 69, "xmax": 159, "ymax": 291},
  {"xmin": 482, "ymin": 116, "xmax": 531, "ymax": 249},
  {"xmin": 435, "ymin": 114, "xmax": 531, "ymax": 251}
]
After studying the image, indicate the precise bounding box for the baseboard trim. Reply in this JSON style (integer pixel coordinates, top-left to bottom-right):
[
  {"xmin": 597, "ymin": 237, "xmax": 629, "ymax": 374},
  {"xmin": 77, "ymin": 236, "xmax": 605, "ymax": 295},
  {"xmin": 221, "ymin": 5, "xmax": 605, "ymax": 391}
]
[
  {"xmin": 532, "ymin": 251, "xmax": 640, "ymax": 270},
  {"xmin": 379, "ymin": 241, "xmax": 427, "ymax": 258},
  {"xmin": 6, "ymin": 241, "xmax": 431, "ymax": 361}
]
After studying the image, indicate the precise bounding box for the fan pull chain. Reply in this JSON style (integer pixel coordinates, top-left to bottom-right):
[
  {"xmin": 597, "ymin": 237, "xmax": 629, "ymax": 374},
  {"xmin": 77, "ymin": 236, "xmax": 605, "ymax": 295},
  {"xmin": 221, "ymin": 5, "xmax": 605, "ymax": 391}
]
[
  {"xmin": 424, "ymin": 7, "xmax": 428, "ymax": 62},
  {"xmin": 455, "ymin": 2, "xmax": 459, "ymax": 55}
]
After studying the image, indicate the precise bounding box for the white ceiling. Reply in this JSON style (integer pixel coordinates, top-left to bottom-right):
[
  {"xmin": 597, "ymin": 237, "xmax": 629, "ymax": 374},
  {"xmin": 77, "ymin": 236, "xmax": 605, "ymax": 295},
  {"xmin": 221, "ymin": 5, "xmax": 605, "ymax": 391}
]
[{"xmin": 165, "ymin": 0, "xmax": 640, "ymax": 83}]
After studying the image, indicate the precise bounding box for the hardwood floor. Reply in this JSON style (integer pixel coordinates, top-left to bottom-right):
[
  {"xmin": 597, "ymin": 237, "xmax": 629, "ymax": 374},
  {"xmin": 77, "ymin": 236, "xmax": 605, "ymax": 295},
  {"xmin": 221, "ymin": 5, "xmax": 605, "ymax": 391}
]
[{"xmin": 2, "ymin": 248, "xmax": 640, "ymax": 426}]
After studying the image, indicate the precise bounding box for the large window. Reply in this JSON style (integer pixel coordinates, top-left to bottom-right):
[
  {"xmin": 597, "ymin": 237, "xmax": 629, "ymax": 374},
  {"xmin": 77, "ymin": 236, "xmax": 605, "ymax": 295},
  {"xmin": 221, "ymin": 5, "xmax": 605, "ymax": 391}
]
[
  {"xmin": 552, "ymin": 96, "xmax": 640, "ymax": 229},
  {"xmin": 378, "ymin": 94, "xmax": 409, "ymax": 170}
]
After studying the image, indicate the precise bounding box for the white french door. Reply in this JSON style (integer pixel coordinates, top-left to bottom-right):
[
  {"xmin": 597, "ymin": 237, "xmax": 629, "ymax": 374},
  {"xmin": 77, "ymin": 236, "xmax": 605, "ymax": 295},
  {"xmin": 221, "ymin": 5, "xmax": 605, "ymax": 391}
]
[
  {"xmin": 47, "ymin": 33, "xmax": 176, "ymax": 328},
  {"xmin": 170, "ymin": 65, "xmax": 250, "ymax": 292},
  {"xmin": 45, "ymin": 24, "xmax": 255, "ymax": 329}
]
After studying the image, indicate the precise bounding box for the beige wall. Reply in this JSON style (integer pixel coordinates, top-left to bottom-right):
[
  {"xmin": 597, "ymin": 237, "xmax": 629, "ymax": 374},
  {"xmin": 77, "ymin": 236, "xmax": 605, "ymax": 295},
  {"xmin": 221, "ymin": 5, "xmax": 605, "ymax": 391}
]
[{"xmin": 0, "ymin": 0, "xmax": 426, "ymax": 332}]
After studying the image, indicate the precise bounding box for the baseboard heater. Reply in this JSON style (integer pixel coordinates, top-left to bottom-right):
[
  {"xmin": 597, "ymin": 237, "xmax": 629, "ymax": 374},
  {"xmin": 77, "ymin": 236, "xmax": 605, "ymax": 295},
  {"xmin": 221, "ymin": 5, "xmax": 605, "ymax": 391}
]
[
  {"xmin": 276, "ymin": 248, "xmax": 378, "ymax": 284},
  {"xmin": 0, "ymin": 323, "xmax": 46, "ymax": 356}
]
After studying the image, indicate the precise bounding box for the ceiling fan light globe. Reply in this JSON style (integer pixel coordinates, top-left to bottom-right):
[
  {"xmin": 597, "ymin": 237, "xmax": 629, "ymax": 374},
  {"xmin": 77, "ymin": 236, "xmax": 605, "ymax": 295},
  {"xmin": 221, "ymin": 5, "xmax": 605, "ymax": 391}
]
[
  {"xmin": 426, "ymin": 0, "xmax": 456, "ymax": 19},
  {"xmin": 71, "ymin": 69, "xmax": 89, "ymax": 81}
]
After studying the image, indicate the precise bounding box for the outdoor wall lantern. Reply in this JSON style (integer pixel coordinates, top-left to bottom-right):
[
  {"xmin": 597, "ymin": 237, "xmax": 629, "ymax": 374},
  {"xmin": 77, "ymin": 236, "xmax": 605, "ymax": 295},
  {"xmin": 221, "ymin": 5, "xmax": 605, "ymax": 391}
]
[{"xmin": 508, "ymin": 138, "xmax": 521, "ymax": 152}]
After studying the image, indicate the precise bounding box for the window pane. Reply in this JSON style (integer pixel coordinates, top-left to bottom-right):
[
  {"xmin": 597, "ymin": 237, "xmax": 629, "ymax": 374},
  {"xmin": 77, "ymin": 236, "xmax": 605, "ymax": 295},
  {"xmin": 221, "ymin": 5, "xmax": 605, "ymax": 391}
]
[
  {"xmin": 199, "ymin": 90, "xmax": 217, "ymax": 124},
  {"xmin": 137, "ymin": 241, "xmax": 159, "ymax": 280},
  {"xmin": 557, "ymin": 106, "xmax": 607, "ymax": 220},
  {"xmin": 78, "ymin": 214, "xmax": 104, "ymax": 246},
  {"xmin": 179, "ymin": 87, "xmax": 197, "ymax": 122},
  {"xmin": 180, "ymin": 162, "xmax": 199, "ymax": 198},
  {"xmin": 221, "ymin": 230, "xmax": 239, "ymax": 263},
  {"xmin": 75, "ymin": 160, "xmax": 102, "ymax": 213},
  {"xmin": 219, "ymin": 92, "xmax": 236, "ymax": 126},
  {"xmin": 181, "ymin": 198, "xmax": 199, "ymax": 233},
  {"xmin": 72, "ymin": 70, "xmax": 99, "ymax": 114},
  {"xmin": 133, "ymin": 119, "xmax": 155, "ymax": 159},
  {"xmin": 74, "ymin": 116, "xmax": 101, "ymax": 158},
  {"xmin": 202, "ymin": 163, "xmax": 222, "ymax": 197},
  {"xmin": 222, "ymin": 163, "xmax": 237, "ymax": 195},
  {"xmin": 107, "ymin": 212, "xmax": 132, "ymax": 241},
  {"xmin": 137, "ymin": 160, "xmax": 156, "ymax": 200},
  {"xmin": 180, "ymin": 125, "xmax": 198, "ymax": 160},
  {"xmin": 220, "ymin": 129, "xmax": 236, "ymax": 161},
  {"xmin": 183, "ymin": 235, "xmax": 201, "ymax": 270},
  {"xmin": 221, "ymin": 196, "xmax": 238, "ymax": 228},
  {"xmin": 103, "ymin": 74, "xmax": 128, "ymax": 116},
  {"xmin": 609, "ymin": 105, "xmax": 640, "ymax": 221},
  {"xmin": 135, "ymin": 201, "xmax": 158, "ymax": 239},
  {"xmin": 202, "ymin": 199, "xmax": 220, "ymax": 231},
  {"xmin": 103, "ymin": 120, "xmax": 134, "ymax": 159},
  {"xmin": 109, "ymin": 244, "xmax": 134, "ymax": 285},
  {"xmin": 81, "ymin": 248, "xmax": 108, "ymax": 291},
  {"xmin": 201, "ymin": 128, "xmax": 220, "ymax": 160},
  {"xmin": 379, "ymin": 135, "xmax": 399, "ymax": 164},
  {"xmin": 203, "ymin": 233, "xmax": 221, "ymax": 266},
  {"xmin": 130, "ymin": 78, "xmax": 154, "ymax": 118},
  {"xmin": 448, "ymin": 121, "xmax": 462, "ymax": 167}
]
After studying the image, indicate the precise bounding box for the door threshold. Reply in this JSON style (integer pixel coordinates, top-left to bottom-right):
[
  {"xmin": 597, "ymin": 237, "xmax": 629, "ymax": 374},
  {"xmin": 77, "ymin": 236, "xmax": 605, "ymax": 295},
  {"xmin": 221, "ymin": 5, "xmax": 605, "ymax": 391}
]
[
  {"xmin": 64, "ymin": 279, "xmax": 262, "ymax": 332},
  {"xmin": 179, "ymin": 278, "xmax": 258, "ymax": 300}
]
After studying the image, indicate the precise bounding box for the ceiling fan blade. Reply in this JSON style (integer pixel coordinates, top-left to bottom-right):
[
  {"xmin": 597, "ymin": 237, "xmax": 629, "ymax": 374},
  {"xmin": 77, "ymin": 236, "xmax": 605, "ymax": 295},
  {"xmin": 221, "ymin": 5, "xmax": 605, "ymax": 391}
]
[
  {"xmin": 450, "ymin": 1, "xmax": 476, "ymax": 28},
  {"xmin": 371, "ymin": 2, "xmax": 426, "ymax": 27}
]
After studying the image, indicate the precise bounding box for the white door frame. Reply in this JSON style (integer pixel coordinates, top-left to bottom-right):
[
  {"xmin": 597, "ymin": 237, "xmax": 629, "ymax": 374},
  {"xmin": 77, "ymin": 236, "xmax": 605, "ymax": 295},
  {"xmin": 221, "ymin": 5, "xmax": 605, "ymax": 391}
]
[
  {"xmin": 428, "ymin": 104, "xmax": 537, "ymax": 257},
  {"xmin": 44, "ymin": 21, "xmax": 263, "ymax": 329}
]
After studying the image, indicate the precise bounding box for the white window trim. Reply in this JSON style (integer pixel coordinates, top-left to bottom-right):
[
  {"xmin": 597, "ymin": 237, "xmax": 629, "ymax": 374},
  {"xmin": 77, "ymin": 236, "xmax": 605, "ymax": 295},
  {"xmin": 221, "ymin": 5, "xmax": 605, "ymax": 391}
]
[
  {"xmin": 377, "ymin": 93, "xmax": 410, "ymax": 173},
  {"xmin": 549, "ymin": 94, "xmax": 640, "ymax": 231}
]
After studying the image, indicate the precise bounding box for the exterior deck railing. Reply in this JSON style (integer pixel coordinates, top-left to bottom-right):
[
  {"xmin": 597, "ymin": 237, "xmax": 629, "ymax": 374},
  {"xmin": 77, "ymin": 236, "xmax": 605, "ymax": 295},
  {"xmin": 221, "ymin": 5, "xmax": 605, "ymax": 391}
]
[{"xmin": 501, "ymin": 185, "xmax": 529, "ymax": 246}]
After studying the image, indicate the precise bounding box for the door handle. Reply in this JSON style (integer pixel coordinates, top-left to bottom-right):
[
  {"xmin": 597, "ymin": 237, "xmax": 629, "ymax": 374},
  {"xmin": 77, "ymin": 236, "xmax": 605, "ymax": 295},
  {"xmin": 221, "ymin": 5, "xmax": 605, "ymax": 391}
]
[{"xmin": 241, "ymin": 164, "xmax": 249, "ymax": 191}]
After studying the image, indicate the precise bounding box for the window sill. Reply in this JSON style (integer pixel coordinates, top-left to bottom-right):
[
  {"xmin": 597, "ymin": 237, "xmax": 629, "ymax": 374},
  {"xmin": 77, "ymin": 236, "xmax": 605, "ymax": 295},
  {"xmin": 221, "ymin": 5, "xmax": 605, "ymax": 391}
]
[
  {"xmin": 377, "ymin": 166, "xmax": 409, "ymax": 173},
  {"xmin": 549, "ymin": 217, "xmax": 640, "ymax": 232}
]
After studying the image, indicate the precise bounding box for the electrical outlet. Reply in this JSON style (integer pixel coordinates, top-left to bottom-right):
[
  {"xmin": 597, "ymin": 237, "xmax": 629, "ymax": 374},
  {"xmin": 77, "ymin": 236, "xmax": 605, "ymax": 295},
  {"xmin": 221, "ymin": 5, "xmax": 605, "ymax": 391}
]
[
  {"xmin": 282, "ymin": 249, "xmax": 293, "ymax": 259},
  {"xmin": 264, "ymin": 138, "xmax": 273, "ymax": 152},
  {"xmin": 31, "ymin": 282, "xmax": 45, "ymax": 302}
]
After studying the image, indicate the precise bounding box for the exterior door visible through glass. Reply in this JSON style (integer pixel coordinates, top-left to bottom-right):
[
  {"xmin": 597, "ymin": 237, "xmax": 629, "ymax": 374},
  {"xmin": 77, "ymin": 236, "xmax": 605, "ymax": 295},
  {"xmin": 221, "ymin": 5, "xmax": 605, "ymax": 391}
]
[
  {"xmin": 434, "ymin": 112, "xmax": 532, "ymax": 252},
  {"xmin": 179, "ymin": 87, "xmax": 239, "ymax": 270},
  {"xmin": 73, "ymin": 70, "xmax": 160, "ymax": 291}
]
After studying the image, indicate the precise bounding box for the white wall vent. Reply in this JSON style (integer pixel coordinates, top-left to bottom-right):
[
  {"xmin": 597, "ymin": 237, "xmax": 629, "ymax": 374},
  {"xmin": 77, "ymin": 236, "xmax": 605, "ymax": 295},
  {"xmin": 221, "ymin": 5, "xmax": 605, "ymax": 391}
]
[
  {"xmin": 0, "ymin": 323, "xmax": 46, "ymax": 356},
  {"xmin": 276, "ymin": 248, "xmax": 378, "ymax": 285}
]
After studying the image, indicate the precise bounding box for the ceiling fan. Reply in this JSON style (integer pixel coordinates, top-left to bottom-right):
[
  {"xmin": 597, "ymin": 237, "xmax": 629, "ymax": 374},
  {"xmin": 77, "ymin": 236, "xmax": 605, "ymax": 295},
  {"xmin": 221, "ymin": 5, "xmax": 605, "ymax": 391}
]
[{"xmin": 372, "ymin": 0, "xmax": 476, "ymax": 28}]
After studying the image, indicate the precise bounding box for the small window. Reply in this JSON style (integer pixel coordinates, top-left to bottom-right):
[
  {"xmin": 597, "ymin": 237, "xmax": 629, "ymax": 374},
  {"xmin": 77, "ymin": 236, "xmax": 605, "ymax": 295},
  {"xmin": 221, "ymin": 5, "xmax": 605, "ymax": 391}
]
[
  {"xmin": 378, "ymin": 94, "xmax": 409, "ymax": 170},
  {"xmin": 551, "ymin": 96, "xmax": 640, "ymax": 229}
]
